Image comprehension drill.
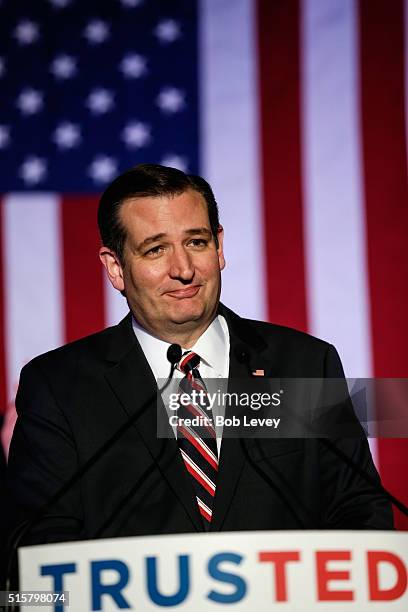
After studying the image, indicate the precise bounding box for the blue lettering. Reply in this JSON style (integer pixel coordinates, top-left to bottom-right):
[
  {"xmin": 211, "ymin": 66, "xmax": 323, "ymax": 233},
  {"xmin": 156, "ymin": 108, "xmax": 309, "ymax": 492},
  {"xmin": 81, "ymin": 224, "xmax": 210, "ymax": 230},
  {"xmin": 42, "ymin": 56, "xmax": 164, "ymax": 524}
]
[
  {"xmin": 91, "ymin": 560, "xmax": 130, "ymax": 610},
  {"xmin": 146, "ymin": 555, "xmax": 189, "ymax": 606},
  {"xmin": 40, "ymin": 563, "xmax": 76, "ymax": 612},
  {"xmin": 207, "ymin": 553, "xmax": 246, "ymax": 603}
]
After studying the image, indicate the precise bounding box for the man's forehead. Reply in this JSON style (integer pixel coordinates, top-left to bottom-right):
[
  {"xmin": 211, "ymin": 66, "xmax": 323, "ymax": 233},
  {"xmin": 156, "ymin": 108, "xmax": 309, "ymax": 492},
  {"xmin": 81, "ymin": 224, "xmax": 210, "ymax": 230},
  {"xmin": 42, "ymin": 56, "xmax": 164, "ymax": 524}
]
[{"xmin": 119, "ymin": 189, "xmax": 209, "ymax": 225}]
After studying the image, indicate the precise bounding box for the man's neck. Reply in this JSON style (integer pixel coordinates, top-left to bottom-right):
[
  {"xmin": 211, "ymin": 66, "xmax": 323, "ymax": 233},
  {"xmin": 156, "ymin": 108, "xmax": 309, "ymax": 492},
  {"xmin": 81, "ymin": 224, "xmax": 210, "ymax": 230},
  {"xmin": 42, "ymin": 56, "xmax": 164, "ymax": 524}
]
[{"xmin": 132, "ymin": 317, "xmax": 216, "ymax": 349}]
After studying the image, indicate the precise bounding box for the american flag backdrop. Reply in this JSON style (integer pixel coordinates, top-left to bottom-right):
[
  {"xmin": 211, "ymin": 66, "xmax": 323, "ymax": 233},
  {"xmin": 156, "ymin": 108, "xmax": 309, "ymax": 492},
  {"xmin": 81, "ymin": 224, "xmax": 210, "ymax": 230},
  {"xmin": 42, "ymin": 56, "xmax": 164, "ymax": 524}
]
[{"xmin": 0, "ymin": 0, "xmax": 407, "ymax": 529}]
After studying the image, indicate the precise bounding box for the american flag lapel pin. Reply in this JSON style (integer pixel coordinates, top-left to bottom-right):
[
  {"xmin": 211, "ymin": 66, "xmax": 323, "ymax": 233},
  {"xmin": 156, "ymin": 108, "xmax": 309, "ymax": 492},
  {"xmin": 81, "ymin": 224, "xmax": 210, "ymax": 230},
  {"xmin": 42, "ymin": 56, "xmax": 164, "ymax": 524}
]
[{"xmin": 252, "ymin": 369, "xmax": 265, "ymax": 377}]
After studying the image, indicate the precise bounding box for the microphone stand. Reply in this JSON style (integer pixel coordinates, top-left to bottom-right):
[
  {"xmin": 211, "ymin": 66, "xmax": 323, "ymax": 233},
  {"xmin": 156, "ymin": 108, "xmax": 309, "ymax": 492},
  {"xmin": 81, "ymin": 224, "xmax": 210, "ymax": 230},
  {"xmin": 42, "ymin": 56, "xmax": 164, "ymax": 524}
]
[
  {"xmin": 234, "ymin": 345, "xmax": 408, "ymax": 519},
  {"xmin": 5, "ymin": 344, "xmax": 183, "ymax": 600}
]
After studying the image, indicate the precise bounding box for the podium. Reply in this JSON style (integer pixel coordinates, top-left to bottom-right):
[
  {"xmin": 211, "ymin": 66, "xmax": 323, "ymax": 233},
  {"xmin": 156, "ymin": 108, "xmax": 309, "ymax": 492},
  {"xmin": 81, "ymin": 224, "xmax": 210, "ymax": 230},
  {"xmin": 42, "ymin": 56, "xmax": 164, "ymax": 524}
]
[{"xmin": 17, "ymin": 531, "xmax": 408, "ymax": 611}]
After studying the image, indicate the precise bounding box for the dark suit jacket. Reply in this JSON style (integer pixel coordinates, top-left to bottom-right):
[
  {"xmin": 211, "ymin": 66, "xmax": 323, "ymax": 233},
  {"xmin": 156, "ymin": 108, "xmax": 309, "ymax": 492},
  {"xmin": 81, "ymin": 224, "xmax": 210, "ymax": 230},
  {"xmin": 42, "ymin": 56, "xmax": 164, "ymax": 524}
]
[{"xmin": 7, "ymin": 304, "xmax": 393, "ymax": 545}]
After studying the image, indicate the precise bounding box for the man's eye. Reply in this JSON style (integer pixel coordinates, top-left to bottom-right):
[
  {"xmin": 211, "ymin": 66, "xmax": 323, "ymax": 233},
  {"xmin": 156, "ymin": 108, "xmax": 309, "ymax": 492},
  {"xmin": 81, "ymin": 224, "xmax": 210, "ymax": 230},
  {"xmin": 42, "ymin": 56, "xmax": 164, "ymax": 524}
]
[
  {"xmin": 145, "ymin": 245, "xmax": 164, "ymax": 256},
  {"xmin": 189, "ymin": 239, "xmax": 208, "ymax": 247}
]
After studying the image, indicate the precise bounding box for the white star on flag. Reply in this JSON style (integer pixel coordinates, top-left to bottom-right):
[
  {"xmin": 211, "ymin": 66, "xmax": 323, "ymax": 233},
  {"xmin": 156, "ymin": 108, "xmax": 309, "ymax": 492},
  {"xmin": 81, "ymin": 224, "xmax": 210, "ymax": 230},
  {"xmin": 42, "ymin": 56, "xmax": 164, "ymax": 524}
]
[
  {"xmin": 50, "ymin": 55, "xmax": 77, "ymax": 79},
  {"xmin": 84, "ymin": 20, "xmax": 110, "ymax": 44},
  {"xmin": 119, "ymin": 0, "xmax": 143, "ymax": 7},
  {"xmin": 119, "ymin": 53, "xmax": 147, "ymax": 79},
  {"xmin": 88, "ymin": 156, "xmax": 118, "ymax": 184},
  {"xmin": 160, "ymin": 154, "xmax": 188, "ymax": 172},
  {"xmin": 122, "ymin": 121, "xmax": 151, "ymax": 148},
  {"xmin": 48, "ymin": 0, "xmax": 72, "ymax": 7},
  {"xmin": 156, "ymin": 87, "xmax": 185, "ymax": 113},
  {"xmin": 154, "ymin": 19, "xmax": 181, "ymax": 44},
  {"xmin": 86, "ymin": 89, "xmax": 114, "ymax": 115},
  {"xmin": 53, "ymin": 122, "xmax": 81, "ymax": 150},
  {"xmin": 19, "ymin": 156, "xmax": 47, "ymax": 185},
  {"xmin": 16, "ymin": 88, "xmax": 43, "ymax": 115},
  {"xmin": 0, "ymin": 125, "xmax": 11, "ymax": 149},
  {"xmin": 0, "ymin": 57, "xmax": 5, "ymax": 78},
  {"xmin": 14, "ymin": 20, "xmax": 40, "ymax": 45}
]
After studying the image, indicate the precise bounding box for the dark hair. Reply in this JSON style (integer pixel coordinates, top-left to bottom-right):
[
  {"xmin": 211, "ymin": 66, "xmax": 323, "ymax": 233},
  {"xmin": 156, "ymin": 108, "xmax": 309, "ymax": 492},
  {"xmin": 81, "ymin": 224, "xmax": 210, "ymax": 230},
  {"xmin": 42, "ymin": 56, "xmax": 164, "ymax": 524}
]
[{"xmin": 98, "ymin": 163, "xmax": 220, "ymax": 265}]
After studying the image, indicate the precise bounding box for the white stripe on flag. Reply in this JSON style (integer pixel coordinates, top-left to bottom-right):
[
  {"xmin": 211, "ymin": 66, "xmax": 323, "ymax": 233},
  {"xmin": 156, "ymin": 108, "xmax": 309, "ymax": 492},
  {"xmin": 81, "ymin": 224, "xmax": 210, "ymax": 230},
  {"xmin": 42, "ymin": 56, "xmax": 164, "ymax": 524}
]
[
  {"xmin": 301, "ymin": 0, "xmax": 372, "ymax": 378},
  {"xmin": 199, "ymin": 0, "xmax": 266, "ymax": 320},
  {"xmin": 301, "ymin": 0, "xmax": 376, "ymax": 461},
  {"xmin": 3, "ymin": 194, "xmax": 64, "ymax": 399}
]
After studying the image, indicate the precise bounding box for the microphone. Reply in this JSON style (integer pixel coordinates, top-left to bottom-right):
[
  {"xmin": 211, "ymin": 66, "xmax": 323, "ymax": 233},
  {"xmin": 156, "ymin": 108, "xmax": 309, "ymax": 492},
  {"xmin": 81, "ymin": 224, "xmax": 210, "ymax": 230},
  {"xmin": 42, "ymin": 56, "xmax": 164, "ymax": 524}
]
[
  {"xmin": 167, "ymin": 343, "xmax": 182, "ymax": 369},
  {"xmin": 5, "ymin": 344, "xmax": 183, "ymax": 593},
  {"xmin": 234, "ymin": 343, "xmax": 256, "ymax": 380},
  {"xmin": 234, "ymin": 343, "xmax": 251, "ymax": 369},
  {"xmin": 91, "ymin": 344, "xmax": 182, "ymax": 539}
]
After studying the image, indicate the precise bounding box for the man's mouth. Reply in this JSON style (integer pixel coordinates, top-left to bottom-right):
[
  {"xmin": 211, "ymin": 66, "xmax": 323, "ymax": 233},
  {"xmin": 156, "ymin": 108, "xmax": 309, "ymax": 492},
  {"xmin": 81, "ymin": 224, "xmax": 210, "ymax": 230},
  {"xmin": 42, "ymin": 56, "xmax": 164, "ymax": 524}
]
[{"xmin": 165, "ymin": 285, "xmax": 201, "ymax": 299}]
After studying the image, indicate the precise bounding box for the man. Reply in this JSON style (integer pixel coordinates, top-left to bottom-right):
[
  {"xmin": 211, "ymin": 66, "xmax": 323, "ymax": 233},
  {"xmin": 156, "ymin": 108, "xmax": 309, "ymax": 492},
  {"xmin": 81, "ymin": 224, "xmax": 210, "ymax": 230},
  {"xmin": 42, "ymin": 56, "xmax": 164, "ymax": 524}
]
[{"xmin": 7, "ymin": 164, "xmax": 392, "ymax": 546}]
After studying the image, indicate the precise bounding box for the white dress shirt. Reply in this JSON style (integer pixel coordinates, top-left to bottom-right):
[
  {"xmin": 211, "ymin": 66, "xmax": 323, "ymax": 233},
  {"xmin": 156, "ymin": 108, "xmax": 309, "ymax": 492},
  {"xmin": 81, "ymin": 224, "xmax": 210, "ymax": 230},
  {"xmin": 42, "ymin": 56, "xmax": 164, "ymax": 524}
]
[{"xmin": 132, "ymin": 314, "xmax": 230, "ymax": 453}]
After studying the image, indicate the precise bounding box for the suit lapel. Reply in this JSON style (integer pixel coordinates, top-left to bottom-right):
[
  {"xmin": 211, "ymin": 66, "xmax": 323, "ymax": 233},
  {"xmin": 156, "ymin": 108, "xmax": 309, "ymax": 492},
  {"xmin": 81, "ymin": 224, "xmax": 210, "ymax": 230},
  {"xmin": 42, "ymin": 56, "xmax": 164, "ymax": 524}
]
[
  {"xmin": 211, "ymin": 305, "xmax": 275, "ymax": 531},
  {"xmin": 104, "ymin": 314, "xmax": 203, "ymax": 532},
  {"xmin": 103, "ymin": 306, "xmax": 279, "ymax": 533}
]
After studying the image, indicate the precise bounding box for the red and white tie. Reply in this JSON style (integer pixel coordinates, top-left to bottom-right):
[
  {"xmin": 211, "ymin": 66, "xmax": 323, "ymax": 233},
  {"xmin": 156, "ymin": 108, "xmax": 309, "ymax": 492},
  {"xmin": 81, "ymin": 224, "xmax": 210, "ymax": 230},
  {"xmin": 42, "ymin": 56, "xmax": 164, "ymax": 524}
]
[{"xmin": 176, "ymin": 351, "xmax": 218, "ymax": 527}]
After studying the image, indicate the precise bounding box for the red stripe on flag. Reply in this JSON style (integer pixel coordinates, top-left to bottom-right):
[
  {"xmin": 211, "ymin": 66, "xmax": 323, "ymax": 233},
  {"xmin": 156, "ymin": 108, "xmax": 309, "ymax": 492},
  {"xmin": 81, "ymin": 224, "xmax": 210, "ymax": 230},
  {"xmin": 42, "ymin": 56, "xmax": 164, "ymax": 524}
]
[
  {"xmin": 358, "ymin": 0, "xmax": 408, "ymax": 529},
  {"xmin": 0, "ymin": 201, "xmax": 7, "ymax": 416},
  {"xmin": 61, "ymin": 197, "xmax": 106, "ymax": 343},
  {"xmin": 256, "ymin": 0, "xmax": 308, "ymax": 332}
]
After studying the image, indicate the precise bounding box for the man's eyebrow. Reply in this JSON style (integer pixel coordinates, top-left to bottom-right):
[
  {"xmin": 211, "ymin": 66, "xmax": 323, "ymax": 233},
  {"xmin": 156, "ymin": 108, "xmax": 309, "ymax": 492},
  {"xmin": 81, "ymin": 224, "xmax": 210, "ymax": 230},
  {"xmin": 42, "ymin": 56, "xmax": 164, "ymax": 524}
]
[
  {"xmin": 136, "ymin": 228, "xmax": 212, "ymax": 251},
  {"xmin": 184, "ymin": 227, "xmax": 212, "ymax": 237},
  {"xmin": 136, "ymin": 227, "xmax": 212, "ymax": 250},
  {"xmin": 136, "ymin": 233, "xmax": 167, "ymax": 250}
]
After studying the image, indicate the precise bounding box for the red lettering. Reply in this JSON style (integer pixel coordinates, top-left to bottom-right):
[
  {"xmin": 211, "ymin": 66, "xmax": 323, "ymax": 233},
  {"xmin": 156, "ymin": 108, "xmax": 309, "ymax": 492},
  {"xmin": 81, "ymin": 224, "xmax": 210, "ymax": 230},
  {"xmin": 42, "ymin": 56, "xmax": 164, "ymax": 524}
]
[
  {"xmin": 367, "ymin": 551, "xmax": 407, "ymax": 601},
  {"xmin": 258, "ymin": 551, "xmax": 300, "ymax": 601},
  {"xmin": 316, "ymin": 551, "xmax": 353, "ymax": 601}
]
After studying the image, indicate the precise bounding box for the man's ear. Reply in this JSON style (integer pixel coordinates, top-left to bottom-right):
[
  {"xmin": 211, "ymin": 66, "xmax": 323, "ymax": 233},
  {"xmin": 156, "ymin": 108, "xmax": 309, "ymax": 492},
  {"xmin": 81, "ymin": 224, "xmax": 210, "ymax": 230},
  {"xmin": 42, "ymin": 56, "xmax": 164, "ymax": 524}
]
[
  {"xmin": 216, "ymin": 225, "xmax": 226, "ymax": 270},
  {"xmin": 99, "ymin": 247, "xmax": 125, "ymax": 292}
]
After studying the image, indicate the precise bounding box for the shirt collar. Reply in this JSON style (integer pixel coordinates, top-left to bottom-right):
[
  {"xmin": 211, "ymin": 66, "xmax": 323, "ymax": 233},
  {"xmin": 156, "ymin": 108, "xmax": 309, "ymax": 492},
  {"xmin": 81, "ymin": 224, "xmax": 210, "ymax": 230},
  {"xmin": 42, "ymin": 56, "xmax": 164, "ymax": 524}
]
[
  {"xmin": 190, "ymin": 315, "xmax": 226, "ymax": 375},
  {"xmin": 132, "ymin": 314, "xmax": 228, "ymax": 380}
]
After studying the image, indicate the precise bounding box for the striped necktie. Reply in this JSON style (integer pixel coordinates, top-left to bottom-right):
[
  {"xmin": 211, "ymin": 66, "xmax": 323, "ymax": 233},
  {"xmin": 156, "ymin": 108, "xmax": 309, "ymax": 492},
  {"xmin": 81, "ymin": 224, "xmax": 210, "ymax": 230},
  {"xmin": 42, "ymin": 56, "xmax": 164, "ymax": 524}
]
[{"xmin": 176, "ymin": 351, "xmax": 218, "ymax": 528}]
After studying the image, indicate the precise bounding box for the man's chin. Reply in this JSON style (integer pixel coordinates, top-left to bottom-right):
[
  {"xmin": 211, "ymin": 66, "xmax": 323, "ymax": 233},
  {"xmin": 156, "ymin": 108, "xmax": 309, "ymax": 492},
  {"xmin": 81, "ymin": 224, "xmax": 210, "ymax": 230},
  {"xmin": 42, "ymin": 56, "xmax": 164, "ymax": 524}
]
[
  {"xmin": 170, "ymin": 309, "xmax": 204, "ymax": 326},
  {"xmin": 166, "ymin": 300, "xmax": 208, "ymax": 326}
]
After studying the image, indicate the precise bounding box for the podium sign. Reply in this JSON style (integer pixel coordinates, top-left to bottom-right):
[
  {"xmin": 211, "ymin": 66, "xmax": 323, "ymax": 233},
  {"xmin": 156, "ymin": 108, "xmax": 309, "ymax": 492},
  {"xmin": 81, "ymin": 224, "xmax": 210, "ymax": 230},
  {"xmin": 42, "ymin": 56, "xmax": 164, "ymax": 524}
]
[{"xmin": 19, "ymin": 531, "xmax": 407, "ymax": 611}]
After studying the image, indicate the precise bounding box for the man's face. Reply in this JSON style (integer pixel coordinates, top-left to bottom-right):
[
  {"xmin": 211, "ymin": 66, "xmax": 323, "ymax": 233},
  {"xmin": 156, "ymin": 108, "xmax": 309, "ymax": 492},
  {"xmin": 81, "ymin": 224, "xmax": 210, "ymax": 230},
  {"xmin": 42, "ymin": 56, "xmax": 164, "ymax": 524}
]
[{"xmin": 102, "ymin": 189, "xmax": 225, "ymax": 343}]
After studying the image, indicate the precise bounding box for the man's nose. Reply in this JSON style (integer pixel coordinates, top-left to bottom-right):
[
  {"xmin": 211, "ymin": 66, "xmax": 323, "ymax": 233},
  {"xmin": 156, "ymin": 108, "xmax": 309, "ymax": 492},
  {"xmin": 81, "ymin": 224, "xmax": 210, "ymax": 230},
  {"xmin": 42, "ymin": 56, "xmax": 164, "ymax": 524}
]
[{"xmin": 169, "ymin": 246, "xmax": 194, "ymax": 280}]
